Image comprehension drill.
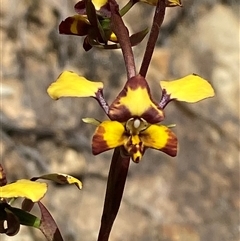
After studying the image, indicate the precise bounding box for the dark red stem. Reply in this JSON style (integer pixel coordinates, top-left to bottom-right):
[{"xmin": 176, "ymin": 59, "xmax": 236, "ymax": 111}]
[
  {"xmin": 139, "ymin": 0, "xmax": 166, "ymax": 77},
  {"xmin": 109, "ymin": 0, "xmax": 136, "ymax": 79},
  {"xmin": 97, "ymin": 148, "xmax": 130, "ymax": 241}
]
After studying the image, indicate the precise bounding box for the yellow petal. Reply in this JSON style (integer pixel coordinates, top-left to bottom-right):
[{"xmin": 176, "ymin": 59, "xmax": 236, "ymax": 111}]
[
  {"xmin": 92, "ymin": 0, "xmax": 108, "ymax": 10},
  {"xmin": 160, "ymin": 74, "xmax": 215, "ymax": 103},
  {"xmin": 92, "ymin": 121, "xmax": 127, "ymax": 155},
  {"xmin": 109, "ymin": 32, "xmax": 118, "ymax": 42},
  {"xmin": 47, "ymin": 71, "xmax": 103, "ymax": 100},
  {"xmin": 141, "ymin": 125, "xmax": 177, "ymax": 157},
  {"xmin": 0, "ymin": 179, "xmax": 47, "ymax": 202},
  {"xmin": 31, "ymin": 173, "xmax": 82, "ymax": 189},
  {"xmin": 109, "ymin": 74, "xmax": 164, "ymax": 124}
]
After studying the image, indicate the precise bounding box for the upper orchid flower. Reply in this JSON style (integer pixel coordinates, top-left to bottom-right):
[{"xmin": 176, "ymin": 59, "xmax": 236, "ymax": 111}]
[
  {"xmin": 47, "ymin": 71, "xmax": 214, "ymax": 163},
  {"xmin": 59, "ymin": 0, "xmax": 113, "ymax": 51},
  {"xmin": 59, "ymin": 0, "xmax": 148, "ymax": 51}
]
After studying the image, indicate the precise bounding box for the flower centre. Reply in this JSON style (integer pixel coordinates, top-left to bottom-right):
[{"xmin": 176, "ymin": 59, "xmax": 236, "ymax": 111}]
[{"xmin": 125, "ymin": 117, "xmax": 149, "ymax": 135}]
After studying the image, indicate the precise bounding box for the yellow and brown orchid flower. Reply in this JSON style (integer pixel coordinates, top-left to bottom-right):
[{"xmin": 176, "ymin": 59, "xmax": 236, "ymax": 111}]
[
  {"xmin": 0, "ymin": 163, "xmax": 82, "ymax": 238},
  {"xmin": 59, "ymin": 0, "xmax": 112, "ymax": 51},
  {"xmin": 59, "ymin": 0, "xmax": 149, "ymax": 51},
  {"xmin": 47, "ymin": 71, "xmax": 214, "ymax": 163}
]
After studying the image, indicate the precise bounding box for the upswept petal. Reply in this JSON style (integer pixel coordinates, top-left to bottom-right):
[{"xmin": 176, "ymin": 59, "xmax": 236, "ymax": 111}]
[
  {"xmin": 92, "ymin": 121, "xmax": 127, "ymax": 155},
  {"xmin": 31, "ymin": 173, "xmax": 82, "ymax": 190},
  {"xmin": 160, "ymin": 74, "xmax": 215, "ymax": 103},
  {"xmin": 141, "ymin": 124, "xmax": 177, "ymax": 157},
  {"xmin": 59, "ymin": 15, "xmax": 90, "ymax": 36},
  {"xmin": 109, "ymin": 74, "xmax": 164, "ymax": 124},
  {"xmin": 47, "ymin": 71, "xmax": 103, "ymax": 100}
]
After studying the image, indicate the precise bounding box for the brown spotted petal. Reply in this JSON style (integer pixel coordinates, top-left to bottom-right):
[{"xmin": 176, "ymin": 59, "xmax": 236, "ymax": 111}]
[
  {"xmin": 109, "ymin": 74, "xmax": 164, "ymax": 124},
  {"xmin": 140, "ymin": 124, "xmax": 177, "ymax": 157},
  {"xmin": 92, "ymin": 121, "xmax": 127, "ymax": 155},
  {"xmin": 59, "ymin": 15, "xmax": 90, "ymax": 36}
]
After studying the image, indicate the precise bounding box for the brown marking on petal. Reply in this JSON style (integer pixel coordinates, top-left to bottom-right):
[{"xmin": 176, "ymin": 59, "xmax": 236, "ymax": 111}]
[
  {"xmin": 56, "ymin": 175, "xmax": 68, "ymax": 184},
  {"xmin": 161, "ymin": 130, "xmax": 178, "ymax": 157},
  {"xmin": 109, "ymin": 74, "xmax": 164, "ymax": 123},
  {"xmin": 124, "ymin": 135, "xmax": 145, "ymax": 162},
  {"xmin": 127, "ymin": 74, "xmax": 151, "ymax": 91},
  {"xmin": 59, "ymin": 17, "xmax": 75, "ymax": 35},
  {"xmin": 92, "ymin": 125, "xmax": 110, "ymax": 155},
  {"xmin": 59, "ymin": 16, "xmax": 89, "ymax": 36},
  {"xmin": 109, "ymin": 105, "xmax": 132, "ymax": 122},
  {"xmin": 141, "ymin": 107, "xmax": 164, "ymax": 124}
]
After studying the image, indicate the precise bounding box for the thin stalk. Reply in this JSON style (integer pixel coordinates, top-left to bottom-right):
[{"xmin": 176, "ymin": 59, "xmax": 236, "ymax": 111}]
[
  {"xmin": 109, "ymin": 0, "xmax": 136, "ymax": 79},
  {"xmin": 97, "ymin": 148, "xmax": 130, "ymax": 241},
  {"xmin": 120, "ymin": 0, "xmax": 135, "ymax": 16},
  {"xmin": 139, "ymin": 0, "xmax": 166, "ymax": 77}
]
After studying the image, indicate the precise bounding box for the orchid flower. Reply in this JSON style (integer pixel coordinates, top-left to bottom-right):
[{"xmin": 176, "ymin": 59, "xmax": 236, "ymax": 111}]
[
  {"xmin": 47, "ymin": 71, "xmax": 214, "ymax": 163},
  {"xmin": 0, "ymin": 164, "xmax": 81, "ymax": 238},
  {"xmin": 59, "ymin": 0, "xmax": 148, "ymax": 51}
]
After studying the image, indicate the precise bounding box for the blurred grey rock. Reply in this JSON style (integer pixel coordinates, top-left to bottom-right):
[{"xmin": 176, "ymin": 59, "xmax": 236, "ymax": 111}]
[{"xmin": 1, "ymin": 1, "xmax": 239, "ymax": 241}]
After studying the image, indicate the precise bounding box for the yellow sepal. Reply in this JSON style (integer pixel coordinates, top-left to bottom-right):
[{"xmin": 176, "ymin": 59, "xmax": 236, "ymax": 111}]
[
  {"xmin": 160, "ymin": 74, "xmax": 215, "ymax": 103},
  {"xmin": 0, "ymin": 179, "xmax": 47, "ymax": 202},
  {"xmin": 109, "ymin": 75, "xmax": 164, "ymax": 123},
  {"xmin": 47, "ymin": 71, "xmax": 103, "ymax": 100}
]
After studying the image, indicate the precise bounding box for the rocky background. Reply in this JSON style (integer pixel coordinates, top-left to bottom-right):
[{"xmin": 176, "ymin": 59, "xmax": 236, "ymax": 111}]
[{"xmin": 1, "ymin": 0, "xmax": 239, "ymax": 241}]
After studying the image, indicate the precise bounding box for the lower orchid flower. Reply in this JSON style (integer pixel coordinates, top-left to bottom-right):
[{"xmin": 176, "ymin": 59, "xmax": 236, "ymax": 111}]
[{"xmin": 47, "ymin": 71, "xmax": 214, "ymax": 162}]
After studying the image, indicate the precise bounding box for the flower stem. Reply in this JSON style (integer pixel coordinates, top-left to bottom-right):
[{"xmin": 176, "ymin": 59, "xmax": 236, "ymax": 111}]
[
  {"xmin": 109, "ymin": 0, "xmax": 136, "ymax": 79},
  {"xmin": 139, "ymin": 0, "xmax": 166, "ymax": 78},
  {"xmin": 120, "ymin": 0, "xmax": 135, "ymax": 16},
  {"xmin": 97, "ymin": 148, "xmax": 130, "ymax": 241}
]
